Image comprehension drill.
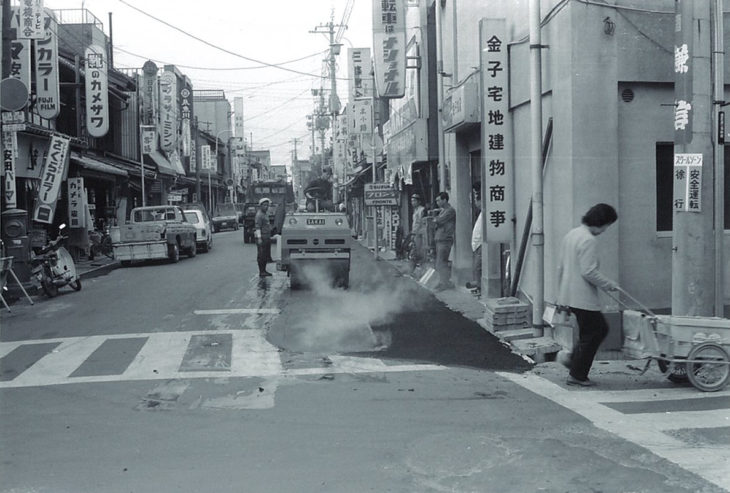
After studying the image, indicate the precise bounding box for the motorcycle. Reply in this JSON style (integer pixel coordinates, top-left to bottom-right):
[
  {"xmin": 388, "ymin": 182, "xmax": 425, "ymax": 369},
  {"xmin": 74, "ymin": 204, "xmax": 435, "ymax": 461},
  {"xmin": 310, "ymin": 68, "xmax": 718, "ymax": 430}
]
[{"xmin": 31, "ymin": 224, "xmax": 81, "ymax": 297}]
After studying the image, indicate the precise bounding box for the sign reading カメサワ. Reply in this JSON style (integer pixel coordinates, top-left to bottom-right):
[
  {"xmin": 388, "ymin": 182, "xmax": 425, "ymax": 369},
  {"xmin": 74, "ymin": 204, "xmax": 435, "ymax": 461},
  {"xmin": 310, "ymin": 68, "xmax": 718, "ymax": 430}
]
[
  {"xmin": 480, "ymin": 19, "xmax": 512, "ymax": 243},
  {"xmin": 85, "ymin": 45, "xmax": 109, "ymax": 137}
]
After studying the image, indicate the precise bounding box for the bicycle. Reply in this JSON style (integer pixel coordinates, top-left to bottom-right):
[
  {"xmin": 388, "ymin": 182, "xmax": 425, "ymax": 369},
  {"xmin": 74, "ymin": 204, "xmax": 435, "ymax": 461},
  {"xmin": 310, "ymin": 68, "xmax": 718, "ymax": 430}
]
[{"xmin": 89, "ymin": 227, "xmax": 114, "ymax": 260}]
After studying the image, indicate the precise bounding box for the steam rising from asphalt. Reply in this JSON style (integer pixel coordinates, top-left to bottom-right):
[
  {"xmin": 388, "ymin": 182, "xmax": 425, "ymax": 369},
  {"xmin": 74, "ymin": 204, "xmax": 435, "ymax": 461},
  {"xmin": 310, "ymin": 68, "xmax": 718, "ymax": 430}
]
[{"xmin": 285, "ymin": 262, "xmax": 422, "ymax": 353}]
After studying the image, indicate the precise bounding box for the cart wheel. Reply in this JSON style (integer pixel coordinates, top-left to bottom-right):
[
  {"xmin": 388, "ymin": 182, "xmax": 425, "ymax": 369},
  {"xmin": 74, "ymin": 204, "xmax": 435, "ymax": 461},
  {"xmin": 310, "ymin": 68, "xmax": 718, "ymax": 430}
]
[
  {"xmin": 657, "ymin": 359, "xmax": 689, "ymax": 383},
  {"xmin": 686, "ymin": 343, "xmax": 730, "ymax": 392}
]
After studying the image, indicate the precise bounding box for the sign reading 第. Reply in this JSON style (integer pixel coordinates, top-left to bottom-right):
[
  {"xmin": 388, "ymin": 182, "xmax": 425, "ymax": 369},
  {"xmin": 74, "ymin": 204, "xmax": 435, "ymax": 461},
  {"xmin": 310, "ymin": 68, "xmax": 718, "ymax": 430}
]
[
  {"xmin": 200, "ymin": 145, "xmax": 212, "ymax": 172},
  {"xmin": 34, "ymin": 9, "xmax": 60, "ymax": 119},
  {"xmin": 349, "ymin": 48, "xmax": 373, "ymax": 101},
  {"xmin": 159, "ymin": 71, "xmax": 177, "ymax": 152},
  {"xmin": 372, "ymin": 0, "xmax": 405, "ymax": 98},
  {"xmin": 364, "ymin": 183, "xmax": 397, "ymax": 206},
  {"xmin": 33, "ymin": 134, "xmax": 70, "ymax": 224},
  {"xmin": 480, "ymin": 19, "xmax": 512, "ymax": 243},
  {"xmin": 67, "ymin": 177, "xmax": 86, "ymax": 228},
  {"xmin": 673, "ymin": 153, "xmax": 702, "ymax": 212},
  {"xmin": 3, "ymin": 131, "xmax": 17, "ymax": 208},
  {"xmin": 85, "ymin": 45, "xmax": 109, "ymax": 137},
  {"xmin": 17, "ymin": 0, "xmax": 44, "ymax": 39}
]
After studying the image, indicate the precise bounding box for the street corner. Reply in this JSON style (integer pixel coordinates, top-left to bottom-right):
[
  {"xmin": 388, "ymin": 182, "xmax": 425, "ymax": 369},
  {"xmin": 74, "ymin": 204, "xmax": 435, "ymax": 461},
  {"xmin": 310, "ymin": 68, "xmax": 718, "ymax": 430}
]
[{"xmin": 530, "ymin": 357, "xmax": 691, "ymax": 392}]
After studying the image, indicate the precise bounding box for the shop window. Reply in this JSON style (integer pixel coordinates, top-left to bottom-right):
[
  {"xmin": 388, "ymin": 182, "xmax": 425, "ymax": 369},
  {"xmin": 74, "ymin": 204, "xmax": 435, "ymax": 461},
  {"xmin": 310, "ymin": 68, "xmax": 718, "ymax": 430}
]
[{"xmin": 656, "ymin": 142, "xmax": 730, "ymax": 232}]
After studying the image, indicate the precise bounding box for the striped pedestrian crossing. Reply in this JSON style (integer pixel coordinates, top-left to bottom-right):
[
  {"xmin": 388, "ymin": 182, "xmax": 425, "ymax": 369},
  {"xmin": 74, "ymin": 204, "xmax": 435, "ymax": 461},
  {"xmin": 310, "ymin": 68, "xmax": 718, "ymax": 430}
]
[
  {"xmin": 498, "ymin": 372, "xmax": 730, "ymax": 492},
  {"xmin": 0, "ymin": 330, "xmax": 443, "ymax": 389}
]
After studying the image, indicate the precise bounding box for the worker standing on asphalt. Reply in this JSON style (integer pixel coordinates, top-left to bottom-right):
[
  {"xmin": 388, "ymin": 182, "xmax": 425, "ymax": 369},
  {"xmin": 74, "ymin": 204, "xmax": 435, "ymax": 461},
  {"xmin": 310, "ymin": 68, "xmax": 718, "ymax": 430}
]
[{"xmin": 255, "ymin": 198, "xmax": 273, "ymax": 277}]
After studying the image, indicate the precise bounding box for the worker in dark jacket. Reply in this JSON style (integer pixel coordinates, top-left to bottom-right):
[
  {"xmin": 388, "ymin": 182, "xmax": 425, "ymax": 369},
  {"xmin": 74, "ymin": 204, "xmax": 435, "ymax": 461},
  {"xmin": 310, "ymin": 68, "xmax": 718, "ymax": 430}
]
[
  {"xmin": 255, "ymin": 198, "xmax": 273, "ymax": 277},
  {"xmin": 432, "ymin": 191, "xmax": 456, "ymax": 291}
]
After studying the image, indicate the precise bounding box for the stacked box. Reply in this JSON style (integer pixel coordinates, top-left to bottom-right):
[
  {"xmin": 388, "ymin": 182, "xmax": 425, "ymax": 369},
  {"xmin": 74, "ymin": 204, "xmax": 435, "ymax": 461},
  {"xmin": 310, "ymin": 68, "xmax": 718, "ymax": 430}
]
[{"xmin": 484, "ymin": 297, "xmax": 530, "ymax": 332}]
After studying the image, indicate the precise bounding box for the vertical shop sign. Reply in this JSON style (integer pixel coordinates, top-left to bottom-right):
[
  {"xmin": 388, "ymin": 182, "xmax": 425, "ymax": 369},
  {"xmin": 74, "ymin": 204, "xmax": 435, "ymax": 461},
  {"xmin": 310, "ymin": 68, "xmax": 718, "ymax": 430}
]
[
  {"xmin": 480, "ymin": 19, "xmax": 512, "ymax": 243},
  {"xmin": 351, "ymin": 99, "xmax": 373, "ymax": 135},
  {"xmin": 234, "ymin": 97, "xmax": 245, "ymax": 156},
  {"xmin": 141, "ymin": 60, "xmax": 158, "ymax": 126},
  {"xmin": 17, "ymin": 0, "xmax": 44, "ymax": 39},
  {"xmin": 673, "ymin": 153, "xmax": 702, "ymax": 212},
  {"xmin": 372, "ymin": 0, "xmax": 406, "ymax": 98},
  {"xmin": 33, "ymin": 134, "xmax": 70, "ymax": 224},
  {"xmin": 84, "ymin": 45, "xmax": 109, "ymax": 137},
  {"xmin": 200, "ymin": 145, "xmax": 212, "ymax": 171},
  {"xmin": 67, "ymin": 177, "xmax": 86, "ymax": 228},
  {"xmin": 674, "ymin": 0, "xmax": 693, "ymax": 145},
  {"xmin": 159, "ymin": 71, "xmax": 177, "ymax": 152},
  {"xmin": 349, "ymin": 48, "xmax": 373, "ymax": 101},
  {"xmin": 180, "ymin": 78, "xmax": 193, "ymax": 157},
  {"xmin": 2, "ymin": 131, "xmax": 17, "ymax": 208},
  {"xmin": 34, "ymin": 9, "xmax": 60, "ymax": 119},
  {"xmin": 10, "ymin": 9, "xmax": 32, "ymax": 98},
  {"xmin": 141, "ymin": 125, "xmax": 156, "ymax": 154}
]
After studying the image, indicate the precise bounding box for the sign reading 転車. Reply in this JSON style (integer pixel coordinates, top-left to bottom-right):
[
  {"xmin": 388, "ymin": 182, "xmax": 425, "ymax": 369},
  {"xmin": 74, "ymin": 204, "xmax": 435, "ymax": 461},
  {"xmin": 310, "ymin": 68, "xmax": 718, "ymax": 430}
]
[{"xmin": 364, "ymin": 183, "xmax": 397, "ymax": 206}]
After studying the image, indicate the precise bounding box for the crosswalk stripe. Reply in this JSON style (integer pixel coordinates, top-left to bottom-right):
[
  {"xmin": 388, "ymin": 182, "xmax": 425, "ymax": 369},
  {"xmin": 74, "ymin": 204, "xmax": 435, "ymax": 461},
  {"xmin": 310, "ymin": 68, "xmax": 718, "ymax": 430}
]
[
  {"xmin": 230, "ymin": 330, "xmax": 282, "ymax": 375},
  {"xmin": 124, "ymin": 332, "xmax": 191, "ymax": 380},
  {"xmin": 498, "ymin": 371, "xmax": 730, "ymax": 491},
  {"xmin": 11, "ymin": 337, "xmax": 106, "ymax": 387},
  {"xmin": 594, "ymin": 386, "xmax": 730, "ymax": 402}
]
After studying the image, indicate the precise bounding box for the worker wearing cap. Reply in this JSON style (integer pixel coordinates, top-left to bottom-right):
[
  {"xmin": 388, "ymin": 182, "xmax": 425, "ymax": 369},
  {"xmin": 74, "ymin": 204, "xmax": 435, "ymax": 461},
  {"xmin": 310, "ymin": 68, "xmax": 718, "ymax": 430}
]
[{"xmin": 255, "ymin": 198, "xmax": 273, "ymax": 277}]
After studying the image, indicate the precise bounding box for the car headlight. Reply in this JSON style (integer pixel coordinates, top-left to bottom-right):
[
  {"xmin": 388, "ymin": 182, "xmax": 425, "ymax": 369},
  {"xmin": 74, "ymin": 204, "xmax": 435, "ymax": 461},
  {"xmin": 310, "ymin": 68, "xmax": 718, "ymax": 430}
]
[
  {"xmin": 288, "ymin": 217, "xmax": 298, "ymax": 225},
  {"xmin": 335, "ymin": 218, "xmax": 343, "ymax": 226}
]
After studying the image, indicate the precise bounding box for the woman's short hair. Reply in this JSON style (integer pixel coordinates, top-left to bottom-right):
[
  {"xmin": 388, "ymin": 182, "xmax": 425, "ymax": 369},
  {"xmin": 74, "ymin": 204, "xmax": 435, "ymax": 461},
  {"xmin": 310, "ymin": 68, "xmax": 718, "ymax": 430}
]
[{"xmin": 582, "ymin": 203, "xmax": 618, "ymax": 227}]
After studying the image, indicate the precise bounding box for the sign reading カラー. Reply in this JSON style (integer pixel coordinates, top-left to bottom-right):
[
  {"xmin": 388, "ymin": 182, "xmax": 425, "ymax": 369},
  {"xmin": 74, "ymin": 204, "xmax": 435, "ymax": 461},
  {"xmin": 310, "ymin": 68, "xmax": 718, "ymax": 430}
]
[
  {"xmin": 673, "ymin": 153, "xmax": 702, "ymax": 212},
  {"xmin": 480, "ymin": 19, "xmax": 512, "ymax": 243},
  {"xmin": 33, "ymin": 134, "xmax": 70, "ymax": 224},
  {"xmin": 364, "ymin": 183, "xmax": 397, "ymax": 206},
  {"xmin": 84, "ymin": 45, "xmax": 109, "ymax": 137},
  {"xmin": 34, "ymin": 10, "xmax": 60, "ymax": 119},
  {"xmin": 372, "ymin": 0, "xmax": 406, "ymax": 98}
]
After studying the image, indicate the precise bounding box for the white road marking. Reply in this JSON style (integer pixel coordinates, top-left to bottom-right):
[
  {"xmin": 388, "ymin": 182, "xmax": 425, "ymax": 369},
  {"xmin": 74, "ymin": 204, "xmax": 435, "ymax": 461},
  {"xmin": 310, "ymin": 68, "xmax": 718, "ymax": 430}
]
[
  {"xmin": 194, "ymin": 309, "xmax": 281, "ymax": 315},
  {"xmin": 10, "ymin": 336, "xmax": 106, "ymax": 387},
  {"xmin": 593, "ymin": 386, "xmax": 730, "ymax": 402},
  {"xmin": 498, "ymin": 371, "xmax": 730, "ymax": 492}
]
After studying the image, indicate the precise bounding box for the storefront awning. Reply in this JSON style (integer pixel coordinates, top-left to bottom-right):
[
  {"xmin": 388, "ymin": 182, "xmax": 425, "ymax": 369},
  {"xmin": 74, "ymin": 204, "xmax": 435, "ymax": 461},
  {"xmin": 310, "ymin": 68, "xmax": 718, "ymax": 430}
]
[
  {"xmin": 145, "ymin": 150, "xmax": 178, "ymax": 176},
  {"xmin": 71, "ymin": 153, "xmax": 128, "ymax": 177},
  {"xmin": 168, "ymin": 152, "xmax": 187, "ymax": 175}
]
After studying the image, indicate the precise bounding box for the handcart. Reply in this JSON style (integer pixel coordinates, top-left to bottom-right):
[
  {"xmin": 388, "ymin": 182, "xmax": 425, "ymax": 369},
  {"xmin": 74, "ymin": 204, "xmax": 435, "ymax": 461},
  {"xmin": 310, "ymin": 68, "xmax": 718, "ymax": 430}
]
[{"xmin": 617, "ymin": 287, "xmax": 730, "ymax": 392}]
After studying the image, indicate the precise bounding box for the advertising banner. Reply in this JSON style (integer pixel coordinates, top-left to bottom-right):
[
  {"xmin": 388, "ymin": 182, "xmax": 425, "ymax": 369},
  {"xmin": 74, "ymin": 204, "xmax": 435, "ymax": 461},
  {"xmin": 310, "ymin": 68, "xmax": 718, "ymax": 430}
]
[
  {"xmin": 480, "ymin": 19, "xmax": 513, "ymax": 243},
  {"xmin": 364, "ymin": 183, "xmax": 397, "ymax": 206},
  {"xmin": 67, "ymin": 177, "xmax": 86, "ymax": 229},
  {"xmin": 234, "ymin": 96, "xmax": 245, "ymax": 150},
  {"xmin": 350, "ymin": 99, "xmax": 373, "ymax": 135},
  {"xmin": 85, "ymin": 45, "xmax": 109, "ymax": 137},
  {"xmin": 10, "ymin": 9, "xmax": 32, "ymax": 98},
  {"xmin": 34, "ymin": 9, "xmax": 60, "ymax": 119},
  {"xmin": 141, "ymin": 125, "xmax": 156, "ymax": 155},
  {"xmin": 2, "ymin": 131, "xmax": 17, "ymax": 208},
  {"xmin": 201, "ymin": 145, "xmax": 212, "ymax": 171},
  {"xmin": 141, "ymin": 60, "xmax": 158, "ymax": 126},
  {"xmin": 673, "ymin": 153, "xmax": 702, "ymax": 212},
  {"xmin": 159, "ymin": 71, "xmax": 177, "ymax": 152},
  {"xmin": 33, "ymin": 134, "xmax": 70, "ymax": 224},
  {"xmin": 180, "ymin": 80, "xmax": 193, "ymax": 157},
  {"xmin": 17, "ymin": 0, "xmax": 44, "ymax": 39},
  {"xmin": 372, "ymin": 0, "xmax": 406, "ymax": 98},
  {"xmin": 674, "ymin": 0, "xmax": 693, "ymax": 145},
  {"xmin": 348, "ymin": 48, "xmax": 373, "ymax": 101}
]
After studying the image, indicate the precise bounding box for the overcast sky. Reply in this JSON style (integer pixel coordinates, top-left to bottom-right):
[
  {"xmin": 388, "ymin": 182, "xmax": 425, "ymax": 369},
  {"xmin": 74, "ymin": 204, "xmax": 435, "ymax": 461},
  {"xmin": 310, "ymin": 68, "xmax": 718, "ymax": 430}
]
[{"xmin": 44, "ymin": 0, "xmax": 374, "ymax": 165}]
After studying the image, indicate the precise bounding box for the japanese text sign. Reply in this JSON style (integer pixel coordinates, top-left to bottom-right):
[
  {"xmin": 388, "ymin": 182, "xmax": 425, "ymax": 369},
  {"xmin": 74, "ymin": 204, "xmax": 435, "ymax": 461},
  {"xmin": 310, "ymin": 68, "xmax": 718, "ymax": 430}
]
[
  {"xmin": 141, "ymin": 125, "xmax": 156, "ymax": 155},
  {"xmin": 364, "ymin": 183, "xmax": 397, "ymax": 206},
  {"xmin": 33, "ymin": 9, "xmax": 59, "ymax": 119},
  {"xmin": 673, "ymin": 153, "xmax": 702, "ymax": 212},
  {"xmin": 200, "ymin": 145, "xmax": 212, "ymax": 172},
  {"xmin": 17, "ymin": 0, "xmax": 44, "ymax": 39},
  {"xmin": 372, "ymin": 0, "xmax": 406, "ymax": 98},
  {"xmin": 350, "ymin": 99, "xmax": 373, "ymax": 135},
  {"xmin": 85, "ymin": 45, "xmax": 109, "ymax": 137},
  {"xmin": 33, "ymin": 134, "xmax": 70, "ymax": 224},
  {"xmin": 480, "ymin": 19, "xmax": 512, "ymax": 243},
  {"xmin": 180, "ymin": 82, "xmax": 193, "ymax": 157},
  {"xmin": 3, "ymin": 131, "xmax": 17, "ymax": 208},
  {"xmin": 10, "ymin": 9, "xmax": 32, "ymax": 96},
  {"xmin": 159, "ymin": 71, "xmax": 177, "ymax": 152},
  {"xmin": 67, "ymin": 177, "xmax": 86, "ymax": 228},
  {"xmin": 674, "ymin": 0, "xmax": 693, "ymax": 144},
  {"xmin": 349, "ymin": 48, "xmax": 373, "ymax": 101}
]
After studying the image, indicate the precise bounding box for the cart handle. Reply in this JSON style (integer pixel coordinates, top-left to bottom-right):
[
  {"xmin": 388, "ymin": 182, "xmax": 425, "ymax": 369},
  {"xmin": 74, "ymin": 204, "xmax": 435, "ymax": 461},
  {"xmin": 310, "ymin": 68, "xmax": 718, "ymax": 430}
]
[{"xmin": 605, "ymin": 286, "xmax": 659, "ymax": 318}]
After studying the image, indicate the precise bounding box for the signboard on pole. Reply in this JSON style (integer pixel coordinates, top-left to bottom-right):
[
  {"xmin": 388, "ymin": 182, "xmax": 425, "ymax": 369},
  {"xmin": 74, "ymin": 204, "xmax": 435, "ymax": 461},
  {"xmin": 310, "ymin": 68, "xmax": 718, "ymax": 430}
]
[
  {"xmin": 372, "ymin": 0, "xmax": 406, "ymax": 98},
  {"xmin": 10, "ymin": 9, "xmax": 32, "ymax": 98},
  {"xmin": 200, "ymin": 144, "xmax": 212, "ymax": 171},
  {"xmin": 67, "ymin": 177, "xmax": 86, "ymax": 228},
  {"xmin": 673, "ymin": 153, "xmax": 702, "ymax": 212},
  {"xmin": 141, "ymin": 60, "xmax": 158, "ymax": 126},
  {"xmin": 141, "ymin": 125, "xmax": 156, "ymax": 154},
  {"xmin": 350, "ymin": 99, "xmax": 373, "ymax": 135},
  {"xmin": 159, "ymin": 71, "xmax": 177, "ymax": 152},
  {"xmin": 364, "ymin": 183, "xmax": 397, "ymax": 206},
  {"xmin": 180, "ymin": 80, "xmax": 193, "ymax": 157},
  {"xmin": 2, "ymin": 131, "xmax": 17, "ymax": 208},
  {"xmin": 34, "ymin": 10, "xmax": 60, "ymax": 119},
  {"xmin": 85, "ymin": 45, "xmax": 109, "ymax": 137},
  {"xmin": 480, "ymin": 19, "xmax": 513, "ymax": 243},
  {"xmin": 17, "ymin": 0, "xmax": 44, "ymax": 39},
  {"xmin": 348, "ymin": 48, "xmax": 373, "ymax": 101},
  {"xmin": 33, "ymin": 134, "xmax": 70, "ymax": 224}
]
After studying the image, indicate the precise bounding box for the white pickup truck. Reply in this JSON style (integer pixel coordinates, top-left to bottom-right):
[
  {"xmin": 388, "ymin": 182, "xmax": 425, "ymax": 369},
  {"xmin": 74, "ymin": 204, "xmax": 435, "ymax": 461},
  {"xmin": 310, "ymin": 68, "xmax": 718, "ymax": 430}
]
[{"xmin": 111, "ymin": 206, "xmax": 198, "ymax": 266}]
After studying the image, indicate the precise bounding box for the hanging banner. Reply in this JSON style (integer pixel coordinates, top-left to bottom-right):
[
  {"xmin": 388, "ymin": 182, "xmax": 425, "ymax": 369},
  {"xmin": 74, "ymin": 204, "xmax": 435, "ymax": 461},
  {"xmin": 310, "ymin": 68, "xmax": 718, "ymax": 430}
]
[
  {"xmin": 34, "ymin": 9, "xmax": 60, "ymax": 119},
  {"xmin": 67, "ymin": 177, "xmax": 86, "ymax": 229},
  {"xmin": 141, "ymin": 60, "xmax": 158, "ymax": 126},
  {"xmin": 372, "ymin": 0, "xmax": 406, "ymax": 98},
  {"xmin": 234, "ymin": 96, "xmax": 245, "ymax": 157},
  {"xmin": 85, "ymin": 45, "xmax": 109, "ymax": 137},
  {"xmin": 201, "ymin": 144, "xmax": 212, "ymax": 171},
  {"xmin": 10, "ymin": 9, "xmax": 32, "ymax": 99},
  {"xmin": 33, "ymin": 134, "xmax": 70, "ymax": 224},
  {"xmin": 180, "ymin": 79, "xmax": 193, "ymax": 157},
  {"xmin": 480, "ymin": 19, "xmax": 513, "ymax": 243},
  {"xmin": 159, "ymin": 71, "xmax": 177, "ymax": 152},
  {"xmin": 2, "ymin": 131, "xmax": 17, "ymax": 208},
  {"xmin": 140, "ymin": 125, "xmax": 156, "ymax": 154},
  {"xmin": 673, "ymin": 153, "xmax": 702, "ymax": 212},
  {"xmin": 674, "ymin": 0, "xmax": 693, "ymax": 145},
  {"xmin": 348, "ymin": 47, "xmax": 373, "ymax": 101},
  {"xmin": 17, "ymin": 0, "xmax": 44, "ymax": 39}
]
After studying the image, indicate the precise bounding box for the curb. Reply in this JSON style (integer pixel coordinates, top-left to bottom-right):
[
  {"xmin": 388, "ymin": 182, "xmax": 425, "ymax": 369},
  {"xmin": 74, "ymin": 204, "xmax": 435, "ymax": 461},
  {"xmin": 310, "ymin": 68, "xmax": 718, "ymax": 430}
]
[{"xmin": 78, "ymin": 260, "xmax": 121, "ymax": 280}]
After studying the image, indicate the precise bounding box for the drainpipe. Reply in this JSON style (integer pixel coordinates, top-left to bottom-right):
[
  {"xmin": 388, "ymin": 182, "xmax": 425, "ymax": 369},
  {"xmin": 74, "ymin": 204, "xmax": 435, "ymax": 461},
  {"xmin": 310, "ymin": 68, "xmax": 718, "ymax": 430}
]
[
  {"xmin": 529, "ymin": 0, "xmax": 545, "ymax": 335},
  {"xmin": 712, "ymin": 0, "xmax": 724, "ymax": 316}
]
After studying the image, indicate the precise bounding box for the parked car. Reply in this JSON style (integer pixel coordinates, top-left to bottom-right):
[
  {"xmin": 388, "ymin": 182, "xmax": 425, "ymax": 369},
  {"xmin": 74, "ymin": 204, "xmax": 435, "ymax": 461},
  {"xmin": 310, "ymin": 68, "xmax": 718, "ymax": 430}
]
[
  {"xmin": 211, "ymin": 203, "xmax": 239, "ymax": 232},
  {"xmin": 183, "ymin": 209, "xmax": 213, "ymax": 253}
]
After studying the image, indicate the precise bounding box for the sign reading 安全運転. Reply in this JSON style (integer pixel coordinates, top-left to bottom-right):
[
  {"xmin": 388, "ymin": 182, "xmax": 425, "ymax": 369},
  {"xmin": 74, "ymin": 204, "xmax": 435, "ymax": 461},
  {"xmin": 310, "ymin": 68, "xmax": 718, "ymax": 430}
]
[
  {"xmin": 364, "ymin": 183, "xmax": 397, "ymax": 206},
  {"xmin": 480, "ymin": 19, "xmax": 513, "ymax": 243},
  {"xmin": 673, "ymin": 152, "xmax": 702, "ymax": 212}
]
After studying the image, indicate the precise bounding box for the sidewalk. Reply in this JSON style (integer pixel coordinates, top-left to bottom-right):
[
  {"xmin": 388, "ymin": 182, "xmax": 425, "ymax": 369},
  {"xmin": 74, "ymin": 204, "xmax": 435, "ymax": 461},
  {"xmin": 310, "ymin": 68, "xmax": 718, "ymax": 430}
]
[
  {"xmin": 74, "ymin": 255, "xmax": 120, "ymax": 280},
  {"xmin": 359, "ymin": 240, "xmax": 561, "ymax": 363}
]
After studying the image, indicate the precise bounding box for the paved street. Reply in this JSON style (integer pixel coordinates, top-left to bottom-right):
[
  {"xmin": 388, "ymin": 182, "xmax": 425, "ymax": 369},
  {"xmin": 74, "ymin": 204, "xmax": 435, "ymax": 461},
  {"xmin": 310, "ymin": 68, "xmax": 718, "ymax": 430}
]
[{"xmin": 0, "ymin": 231, "xmax": 727, "ymax": 492}]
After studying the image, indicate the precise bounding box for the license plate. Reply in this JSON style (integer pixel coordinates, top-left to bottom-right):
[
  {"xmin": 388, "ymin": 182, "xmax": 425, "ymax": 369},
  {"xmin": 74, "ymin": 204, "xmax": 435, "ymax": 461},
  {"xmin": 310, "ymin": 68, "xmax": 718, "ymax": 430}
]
[
  {"xmin": 221, "ymin": 222, "xmax": 227, "ymax": 226},
  {"xmin": 306, "ymin": 218, "xmax": 325, "ymax": 225}
]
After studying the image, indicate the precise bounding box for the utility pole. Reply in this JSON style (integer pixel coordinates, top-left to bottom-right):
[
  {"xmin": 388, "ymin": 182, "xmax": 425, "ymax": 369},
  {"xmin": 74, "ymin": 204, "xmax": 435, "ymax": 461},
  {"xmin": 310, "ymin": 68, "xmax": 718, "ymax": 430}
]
[{"xmin": 672, "ymin": 0, "xmax": 716, "ymax": 317}]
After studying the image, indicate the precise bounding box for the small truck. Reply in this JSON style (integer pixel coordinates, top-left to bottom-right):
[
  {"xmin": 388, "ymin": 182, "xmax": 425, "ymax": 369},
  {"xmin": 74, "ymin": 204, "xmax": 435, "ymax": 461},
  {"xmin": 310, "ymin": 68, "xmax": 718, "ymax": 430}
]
[{"xmin": 112, "ymin": 205, "xmax": 198, "ymax": 266}]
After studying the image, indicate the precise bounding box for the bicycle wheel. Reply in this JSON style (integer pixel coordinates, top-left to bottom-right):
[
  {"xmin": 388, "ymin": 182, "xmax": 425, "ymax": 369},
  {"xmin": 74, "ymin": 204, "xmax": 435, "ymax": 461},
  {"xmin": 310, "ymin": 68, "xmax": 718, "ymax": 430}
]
[
  {"xmin": 686, "ymin": 343, "xmax": 730, "ymax": 392},
  {"xmin": 101, "ymin": 236, "xmax": 114, "ymax": 258}
]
